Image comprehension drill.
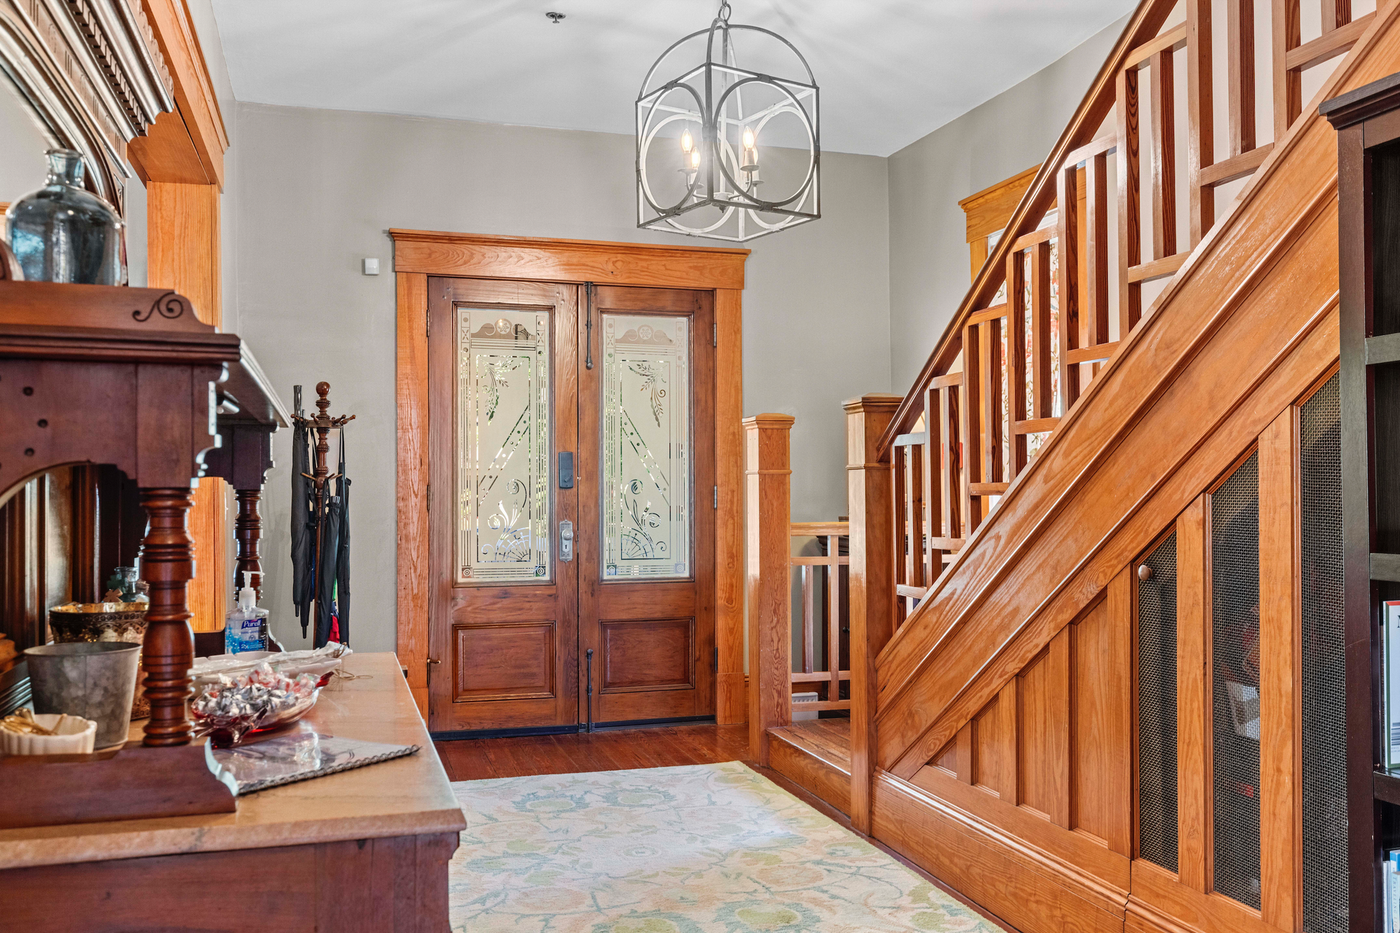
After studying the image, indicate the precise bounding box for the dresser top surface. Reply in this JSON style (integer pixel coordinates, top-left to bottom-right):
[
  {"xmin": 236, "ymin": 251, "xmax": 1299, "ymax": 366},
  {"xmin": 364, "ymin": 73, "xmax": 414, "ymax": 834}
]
[{"xmin": 0, "ymin": 652, "xmax": 465, "ymax": 870}]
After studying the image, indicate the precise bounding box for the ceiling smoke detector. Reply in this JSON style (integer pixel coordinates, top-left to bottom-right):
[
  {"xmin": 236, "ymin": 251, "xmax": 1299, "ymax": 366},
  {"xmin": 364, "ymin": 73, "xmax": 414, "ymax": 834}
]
[{"xmin": 545, "ymin": 11, "xmax": 565, "ymax": 24}]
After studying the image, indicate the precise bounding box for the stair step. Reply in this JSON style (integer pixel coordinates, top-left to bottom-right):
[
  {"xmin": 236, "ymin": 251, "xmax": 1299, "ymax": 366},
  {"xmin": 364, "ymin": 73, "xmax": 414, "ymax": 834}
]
[{"xmin": 768, "ymin": 719, "xmax": 852, "ymax": 815}]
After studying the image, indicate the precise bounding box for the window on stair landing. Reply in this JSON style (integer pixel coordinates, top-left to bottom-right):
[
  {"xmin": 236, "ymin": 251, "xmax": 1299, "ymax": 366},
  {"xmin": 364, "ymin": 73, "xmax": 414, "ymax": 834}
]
[
  {"xmin": 1209, "ymin": 451, "xmax": 1261, "ymax": 910},
  {"xmin": 1136, "ymin": 531, "xmax": 1178, "ymax": 873},
  {"xmin": 1300, "ymin": 374, "xmax": 1346, "ymax": 933}
]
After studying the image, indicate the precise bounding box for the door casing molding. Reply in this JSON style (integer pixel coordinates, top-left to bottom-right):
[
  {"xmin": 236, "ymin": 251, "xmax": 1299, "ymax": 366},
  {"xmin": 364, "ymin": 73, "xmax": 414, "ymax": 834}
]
[{"xmin": 390, "ymin": 229, "xmax": 749, "ymax": 725}]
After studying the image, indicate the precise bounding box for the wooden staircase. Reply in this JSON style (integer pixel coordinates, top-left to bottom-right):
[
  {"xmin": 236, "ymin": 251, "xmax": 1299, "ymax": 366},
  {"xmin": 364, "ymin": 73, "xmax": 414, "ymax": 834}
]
[{"xmin": 744, "ymin": 2, "xmax": 1396, "ymax": 932}]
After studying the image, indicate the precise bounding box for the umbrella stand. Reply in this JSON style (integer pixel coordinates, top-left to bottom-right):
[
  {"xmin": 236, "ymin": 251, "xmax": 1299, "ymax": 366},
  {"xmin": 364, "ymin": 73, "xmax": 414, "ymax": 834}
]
[{"xmin": 292, "ymin": 381, "xmax": 355, "ymax": 646}]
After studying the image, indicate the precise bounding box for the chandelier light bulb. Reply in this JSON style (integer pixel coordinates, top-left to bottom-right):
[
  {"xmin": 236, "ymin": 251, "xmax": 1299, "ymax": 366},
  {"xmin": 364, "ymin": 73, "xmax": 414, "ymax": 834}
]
[
  {"xmin": 690, "ymin": 148, "xmax": 701, "ymax": 169},
  {"xmin": 681, "ymin": 129, "xmax": 693, "ymax": 153},
  {"xmin": 742, "ymin": 127, "xmax": 755, "ymax": 150}
]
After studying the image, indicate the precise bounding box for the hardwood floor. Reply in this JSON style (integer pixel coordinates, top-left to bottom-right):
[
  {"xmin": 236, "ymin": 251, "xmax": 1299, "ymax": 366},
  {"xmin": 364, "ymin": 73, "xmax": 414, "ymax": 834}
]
[{"xmin": 433, "ymin": 722, "xmax": 750, "ymax": 781}]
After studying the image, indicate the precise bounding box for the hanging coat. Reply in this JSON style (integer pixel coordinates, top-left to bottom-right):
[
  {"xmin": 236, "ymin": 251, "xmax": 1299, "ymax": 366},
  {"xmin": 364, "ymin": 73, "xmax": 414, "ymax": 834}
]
[
  {"xmin": 290, "ymin": 419, "xmax": 314, "ymax": 637},
  {"xmin": 334, "ymin": 431, "xmax": 351, "ymax": 645}
]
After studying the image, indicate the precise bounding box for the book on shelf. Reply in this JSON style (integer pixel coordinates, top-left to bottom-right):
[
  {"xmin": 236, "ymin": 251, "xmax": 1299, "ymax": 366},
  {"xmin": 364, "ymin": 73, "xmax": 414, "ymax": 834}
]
[
  {"xmin": 1386, "ymin": 601, "xmax": 1400, "ymax": 771},
  {"xmin": 1388, "ymin": 850, "xmax": 1400, "ymax": 933}
]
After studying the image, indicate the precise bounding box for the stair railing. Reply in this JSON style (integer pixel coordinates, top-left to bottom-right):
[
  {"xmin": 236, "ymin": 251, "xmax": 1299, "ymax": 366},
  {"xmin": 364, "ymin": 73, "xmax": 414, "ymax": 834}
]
[
  {"xmin": 790, "ymin": 521, "xmax": 851, "ymax": 718},
  {"xmin": 881, "ymin": 0, "xmax": 1375, "ymax": 627}
]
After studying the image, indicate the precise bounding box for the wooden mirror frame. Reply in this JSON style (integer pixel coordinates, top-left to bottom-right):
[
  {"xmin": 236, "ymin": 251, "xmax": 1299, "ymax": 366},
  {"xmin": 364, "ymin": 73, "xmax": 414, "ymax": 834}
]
[{"xmin": 0, "ymin": 0, "xmax": 173, "ymax": 213}]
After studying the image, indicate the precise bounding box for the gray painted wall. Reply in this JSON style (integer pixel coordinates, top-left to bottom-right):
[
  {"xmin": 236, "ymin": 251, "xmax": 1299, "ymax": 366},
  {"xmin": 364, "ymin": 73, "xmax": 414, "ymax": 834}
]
[
  {"xmin": 227, "ymin": 102, "xmax": 890, "ymax": 652},
  {"xmin": 886, "ymin": 14, "xmax": 1128, "ymax": 392}
]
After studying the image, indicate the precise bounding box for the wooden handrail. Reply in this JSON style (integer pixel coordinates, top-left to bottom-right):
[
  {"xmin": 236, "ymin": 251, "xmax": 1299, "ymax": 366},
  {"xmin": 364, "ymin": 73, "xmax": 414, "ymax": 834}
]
[
  {"xmin": 791, "ymin": 521, "xmax": 849, "ymax": 537},
  {"xmin": 873, "ymin": 0, "xmax": 1376, "ymax": 618}
]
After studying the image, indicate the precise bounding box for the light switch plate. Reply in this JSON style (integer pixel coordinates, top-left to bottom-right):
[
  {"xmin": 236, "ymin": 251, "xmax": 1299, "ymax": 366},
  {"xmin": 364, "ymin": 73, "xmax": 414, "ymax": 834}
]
[{"xmin": 362, "ymin": 258, "xmax": 380, "ymax": 275}]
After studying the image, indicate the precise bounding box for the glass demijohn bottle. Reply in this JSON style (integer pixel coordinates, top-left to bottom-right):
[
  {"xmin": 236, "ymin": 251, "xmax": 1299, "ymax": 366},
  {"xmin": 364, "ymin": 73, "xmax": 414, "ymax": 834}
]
[{"xmin": 4, "ymin": 149, "xmax": 126, "ymax": 285}]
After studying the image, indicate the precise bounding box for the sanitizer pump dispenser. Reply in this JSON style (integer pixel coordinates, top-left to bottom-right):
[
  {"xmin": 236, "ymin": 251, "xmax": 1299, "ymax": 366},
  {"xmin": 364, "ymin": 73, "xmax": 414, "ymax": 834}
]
[{"xmin": 225, "ymin": 572, "xmax": 269, "ymax": 654}]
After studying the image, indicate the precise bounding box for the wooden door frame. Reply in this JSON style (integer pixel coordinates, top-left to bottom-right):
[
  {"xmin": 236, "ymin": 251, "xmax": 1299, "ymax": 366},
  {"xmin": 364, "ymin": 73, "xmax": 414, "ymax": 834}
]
[{"xmin": 390, "ymin": 230, "xmax": 749, "ymax": 725}]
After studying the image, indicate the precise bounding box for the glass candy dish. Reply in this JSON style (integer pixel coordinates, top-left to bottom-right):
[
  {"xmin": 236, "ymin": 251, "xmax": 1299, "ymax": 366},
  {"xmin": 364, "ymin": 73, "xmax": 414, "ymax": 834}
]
[{"xmin": 191, "ymin": 663, "xmax": 324, "ymax": 748}]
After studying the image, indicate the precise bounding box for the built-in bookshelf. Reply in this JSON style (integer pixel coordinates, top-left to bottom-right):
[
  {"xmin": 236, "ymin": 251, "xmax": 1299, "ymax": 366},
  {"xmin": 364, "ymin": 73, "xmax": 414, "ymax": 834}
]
[{"xmin": 1324, "ymin": 71, "xmax": 1400, "ymax": 933}]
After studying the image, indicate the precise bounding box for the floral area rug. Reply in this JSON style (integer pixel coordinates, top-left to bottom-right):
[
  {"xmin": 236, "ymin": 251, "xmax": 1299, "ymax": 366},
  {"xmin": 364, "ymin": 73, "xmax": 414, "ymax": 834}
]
[{"xmin": 449, "ymin": 760, "xmax": 1005, "ymax": 932}]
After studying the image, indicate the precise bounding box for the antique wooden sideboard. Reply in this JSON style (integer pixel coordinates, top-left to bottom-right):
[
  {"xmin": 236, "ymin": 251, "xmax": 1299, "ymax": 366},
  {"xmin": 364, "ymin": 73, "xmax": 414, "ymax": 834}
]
[
  {"xmin": 0, "ymin": 279, "xmax": 286, "ymax": 743},
  {"xmin": 0, "ymin": 281, "xmax": 466, "ymax": 930}
]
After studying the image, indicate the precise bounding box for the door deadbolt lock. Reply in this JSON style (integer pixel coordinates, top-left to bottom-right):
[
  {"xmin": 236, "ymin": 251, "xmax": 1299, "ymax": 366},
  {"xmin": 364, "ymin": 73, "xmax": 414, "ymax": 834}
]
[
  {"xmin": 559, "ymin": 520, "xmax": 574, "ymax": 562},
  {"xmin": 558, "ymin": 451, "xmax": 574, "ymax": 489}
]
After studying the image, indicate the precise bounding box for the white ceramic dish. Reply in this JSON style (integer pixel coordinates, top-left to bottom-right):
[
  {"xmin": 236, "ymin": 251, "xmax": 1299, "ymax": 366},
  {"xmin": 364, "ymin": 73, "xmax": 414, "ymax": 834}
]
[{"xmin": 0, "ymin": 713, "xmax": 97, "ymax": 755}]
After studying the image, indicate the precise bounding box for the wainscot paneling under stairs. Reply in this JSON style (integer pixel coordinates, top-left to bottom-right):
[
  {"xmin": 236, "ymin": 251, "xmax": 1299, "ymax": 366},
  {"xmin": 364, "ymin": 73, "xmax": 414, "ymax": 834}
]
[{"xmin": 742, "ymin": 1, "xmax": 1386, "ymax": 932}]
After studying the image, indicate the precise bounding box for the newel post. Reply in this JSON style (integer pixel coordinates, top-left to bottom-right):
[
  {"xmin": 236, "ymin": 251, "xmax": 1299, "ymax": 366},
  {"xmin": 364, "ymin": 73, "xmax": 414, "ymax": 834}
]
[
  {"xmin": 744, "ymin": 413, "xmax": 794, "ymax": 765},
  {"xmin": 846, "ymin": 394, "xmax": 901, "ymax": 834}
]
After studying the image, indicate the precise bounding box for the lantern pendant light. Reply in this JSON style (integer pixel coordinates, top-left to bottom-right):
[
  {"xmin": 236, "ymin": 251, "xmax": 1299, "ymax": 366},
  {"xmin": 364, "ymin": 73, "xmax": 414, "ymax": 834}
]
[{"xmin": 636, "ymin": 0, "xmax": 820, "ymax": 242}]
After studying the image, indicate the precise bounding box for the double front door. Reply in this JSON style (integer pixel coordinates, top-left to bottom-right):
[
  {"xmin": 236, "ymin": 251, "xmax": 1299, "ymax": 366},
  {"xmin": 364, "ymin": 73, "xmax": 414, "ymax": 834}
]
[{"xmin": 426, "ymin": 277, "xmax": 716, "ymax": 733}]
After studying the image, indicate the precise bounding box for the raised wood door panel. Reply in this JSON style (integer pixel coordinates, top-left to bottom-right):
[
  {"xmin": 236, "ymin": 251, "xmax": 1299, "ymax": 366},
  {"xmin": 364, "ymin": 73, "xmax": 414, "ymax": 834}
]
[
  {"xmin": 579, "ymin": 285, "xmax": 716, "ymax": 724},
  {"xmin": 1073, "ymin": 569, "xmax": 1132, "ymax": 856},
  {"xmin": 973, "ymin": 682, "xmax": 1016, "ymax": 800},
  {"xmin": 427, "ymin": 278, "xmax": 579, "ymax": 732},
  {"xmin": 904, "ymin": 588, "xmax": 1134, "ymax": 892}
]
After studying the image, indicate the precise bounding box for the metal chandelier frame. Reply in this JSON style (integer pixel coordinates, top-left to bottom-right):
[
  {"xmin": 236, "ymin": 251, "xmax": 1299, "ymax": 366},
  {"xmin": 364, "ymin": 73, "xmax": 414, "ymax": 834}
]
[{"xmin": 635, "ymin": 1, "xmax": 821, "ymax": 243}]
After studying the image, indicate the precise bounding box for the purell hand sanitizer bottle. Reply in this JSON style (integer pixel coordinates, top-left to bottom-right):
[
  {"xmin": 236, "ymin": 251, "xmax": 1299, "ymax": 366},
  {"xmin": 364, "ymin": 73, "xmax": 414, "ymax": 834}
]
[{"xmin": 225, "ymin": 572, "xmax": 269, "ymax": 654}]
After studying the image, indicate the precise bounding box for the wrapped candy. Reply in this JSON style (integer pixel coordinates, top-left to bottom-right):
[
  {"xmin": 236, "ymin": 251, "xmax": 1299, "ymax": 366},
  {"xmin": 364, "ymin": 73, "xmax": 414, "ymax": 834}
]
[{"xmin": 191, "ymin": 662, "xmax": 324, "ymax": 747}]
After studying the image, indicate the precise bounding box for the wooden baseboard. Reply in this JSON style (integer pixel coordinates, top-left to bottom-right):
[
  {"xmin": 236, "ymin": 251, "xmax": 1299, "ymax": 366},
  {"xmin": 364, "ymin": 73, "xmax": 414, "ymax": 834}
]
[
  {"xmin": 870, "ymin": 770, "xmax": 1125, "ymax": 933},
  {"xmin": 1126, "ymin": 897, "xmax": 1205, "ymax": 933},
  {"xmin": 769, "ymin": 728, "xmax": 851, "ymax": 815},
  {"xmin": 716, "ymin": 671, "xmax": 747, "ymax": 724}
]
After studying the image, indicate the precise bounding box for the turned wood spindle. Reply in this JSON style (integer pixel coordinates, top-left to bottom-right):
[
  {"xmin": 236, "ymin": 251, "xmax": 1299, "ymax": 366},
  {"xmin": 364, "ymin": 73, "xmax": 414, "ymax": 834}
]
[
  {"xmin": 139, "ymin": 487, "xmax": 197, "ymax": 746},
  {"xmin": 234, "ymin": 489, "xmax": 263, "ymax": 599},
  {"xmin": 314, "ymin": 381, "xmax": 333, "ymax": 485}
]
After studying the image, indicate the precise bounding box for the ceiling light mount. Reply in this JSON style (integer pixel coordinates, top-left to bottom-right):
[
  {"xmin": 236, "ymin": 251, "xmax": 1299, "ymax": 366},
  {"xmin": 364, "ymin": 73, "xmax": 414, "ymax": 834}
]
[
  {"xmin": 545, "ymin": 11, "xmax": 565, "ymax": 24},
  {"xmin": 636, "ymin": 0, "xmax": 820, "ymax": 242}
]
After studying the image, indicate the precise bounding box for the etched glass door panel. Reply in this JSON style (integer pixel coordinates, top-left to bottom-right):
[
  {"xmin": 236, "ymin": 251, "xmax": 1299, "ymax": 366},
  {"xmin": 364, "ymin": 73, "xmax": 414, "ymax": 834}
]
[
  {"xmin": 601, "ymin": 313, "xmax": 691, "ymax": 580},
  {"xmin": 456, "ymin": 308, "xmax": 552, "ymax": 584}
]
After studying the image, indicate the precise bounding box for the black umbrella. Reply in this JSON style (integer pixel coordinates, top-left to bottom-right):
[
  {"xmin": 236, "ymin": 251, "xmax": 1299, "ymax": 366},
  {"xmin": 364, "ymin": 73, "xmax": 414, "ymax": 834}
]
[
  {"xmin": 334, "ymin": 430, "xmax": 351, "ymax": 644},
  {"xmin": 290, "ymin": 412, "xmax": 313, "ymax": 638},
  {"xmin": 315, "ymin": 483, "xmax": 342, "ymax": 648}
]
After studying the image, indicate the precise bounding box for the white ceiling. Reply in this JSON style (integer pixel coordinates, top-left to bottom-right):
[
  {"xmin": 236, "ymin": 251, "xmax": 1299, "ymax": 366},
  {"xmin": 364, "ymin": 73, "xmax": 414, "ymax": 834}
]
[{"xmin": 210, "ymin": 0, "xmax": 1136, "ymax": 158}]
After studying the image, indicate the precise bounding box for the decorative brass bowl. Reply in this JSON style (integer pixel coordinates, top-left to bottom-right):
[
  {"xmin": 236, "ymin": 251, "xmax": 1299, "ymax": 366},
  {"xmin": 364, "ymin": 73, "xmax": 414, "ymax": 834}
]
[
  {"xmin": 49, "ymin": 602, "xmax": 147, "ymax": 643},
  {"xmin": 48, "ymin": 602, "xmax": 149, "ymax": 719}
]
